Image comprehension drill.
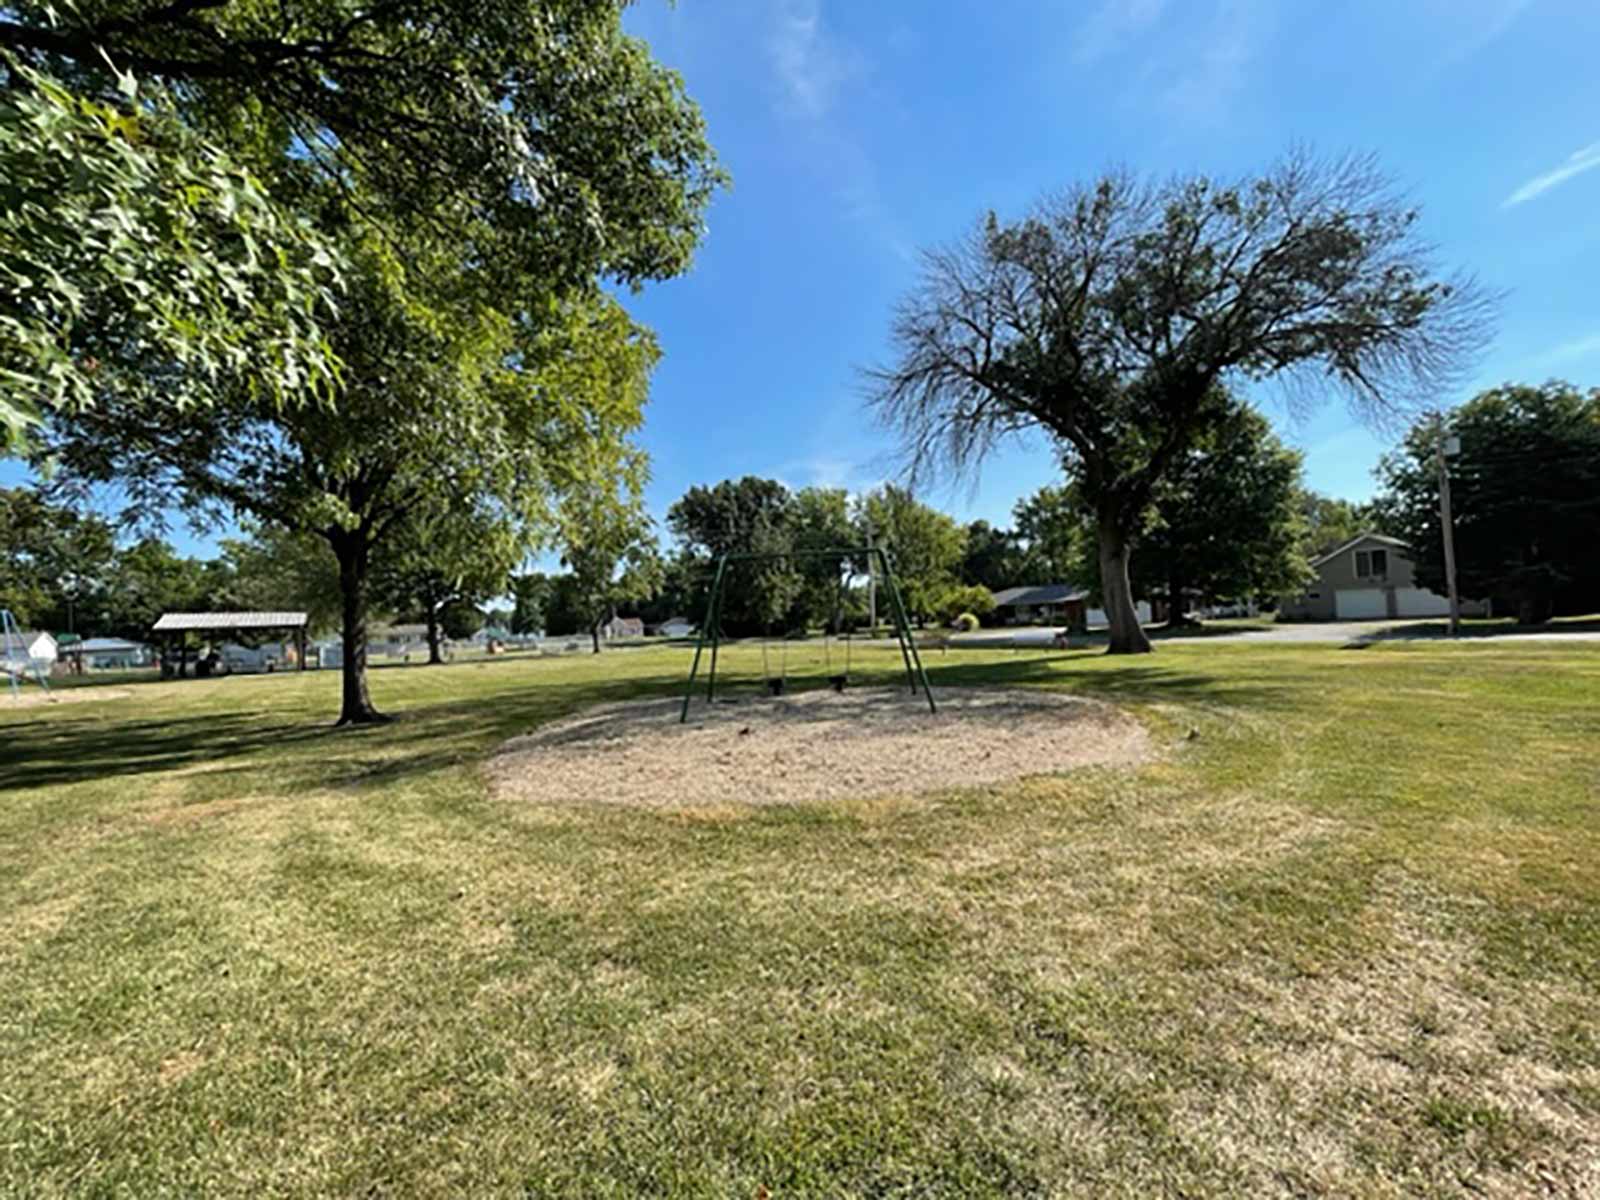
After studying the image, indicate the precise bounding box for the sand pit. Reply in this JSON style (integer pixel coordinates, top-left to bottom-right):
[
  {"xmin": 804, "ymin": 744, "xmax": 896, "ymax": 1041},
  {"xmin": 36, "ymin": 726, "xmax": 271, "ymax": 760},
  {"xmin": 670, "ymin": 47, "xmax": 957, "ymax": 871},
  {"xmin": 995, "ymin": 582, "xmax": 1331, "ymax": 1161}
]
[{"xmin": 487, "ymin": 687, "xmax": 1152, "ymax": 809}]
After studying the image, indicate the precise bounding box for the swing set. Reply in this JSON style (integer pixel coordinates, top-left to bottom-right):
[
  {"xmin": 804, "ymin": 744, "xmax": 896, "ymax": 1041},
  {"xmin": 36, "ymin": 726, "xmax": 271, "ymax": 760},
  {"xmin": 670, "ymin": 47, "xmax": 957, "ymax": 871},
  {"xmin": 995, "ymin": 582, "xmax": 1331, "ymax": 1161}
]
[{"xmin": 679, "ymin": 546, "xmax": 936, "ymax": 723}]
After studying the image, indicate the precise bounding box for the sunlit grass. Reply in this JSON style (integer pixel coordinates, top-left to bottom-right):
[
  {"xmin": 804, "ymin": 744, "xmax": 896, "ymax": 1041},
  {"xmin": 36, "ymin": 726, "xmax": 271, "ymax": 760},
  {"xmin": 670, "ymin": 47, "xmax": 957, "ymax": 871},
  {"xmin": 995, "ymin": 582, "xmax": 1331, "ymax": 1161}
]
[{"xmin": 3, "ymin": 640, "xmax": 1598, "ymax": 1195}]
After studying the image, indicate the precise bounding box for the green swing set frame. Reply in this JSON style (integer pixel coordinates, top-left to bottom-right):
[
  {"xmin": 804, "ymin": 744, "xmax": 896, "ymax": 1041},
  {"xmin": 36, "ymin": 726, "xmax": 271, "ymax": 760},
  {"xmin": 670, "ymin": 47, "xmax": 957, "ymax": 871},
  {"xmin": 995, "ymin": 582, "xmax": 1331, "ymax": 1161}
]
[{"xmin": 679, "ymin": 547, "xmax": 937, "ymax": 723}]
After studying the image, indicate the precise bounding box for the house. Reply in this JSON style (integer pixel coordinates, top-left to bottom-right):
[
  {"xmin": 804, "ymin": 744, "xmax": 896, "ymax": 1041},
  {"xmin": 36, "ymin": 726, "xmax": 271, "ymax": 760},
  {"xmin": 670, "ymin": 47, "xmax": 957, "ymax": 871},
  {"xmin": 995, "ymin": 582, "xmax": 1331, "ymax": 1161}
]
[
  {"xmin": 1279, "ymin": 533, "xmax": 1488, "ymax": 621},
  {"xmin": 602, "ymin": 616, "xmax": 645, "ymax": 641},
  {"xmin": 368, "ymin": 624, "xmax": 439, "ymax": 658},
  {"xmin": 991, "ymin": 585, "xmax": 1161, "ymax": 630},
  {"xmin": 4, "ymin": 630, "xmax": 58, "ymax": 668},
  {"xmin": 991, "ymin": 585, "xmax": 1090, "ymax": 629},
  {"xmin": 70, "ymin": 637, "xmax": 152, "ymax": 670},
  {"xmin": 652, "ymin": 617, "xmax": 695, "ymax": 638}
]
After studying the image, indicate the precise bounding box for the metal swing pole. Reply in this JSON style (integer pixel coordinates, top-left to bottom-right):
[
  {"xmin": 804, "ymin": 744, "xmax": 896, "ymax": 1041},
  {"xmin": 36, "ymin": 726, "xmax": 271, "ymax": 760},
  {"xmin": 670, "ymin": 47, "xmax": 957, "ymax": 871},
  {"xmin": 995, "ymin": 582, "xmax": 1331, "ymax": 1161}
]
[
  {"xmin": 704, "ymin": 564, "xmax": 727, "ymax": 703},
  {"xmin": 680, "ymin": 555, "xmax": 728, "ymax": 723},
  {"xmin": 877, "ymin": 550, "xmax": 937, "ymax": 714},
  {"xmin": 874, "ymin": 550, "xmax": 916, "ymax": 691}
]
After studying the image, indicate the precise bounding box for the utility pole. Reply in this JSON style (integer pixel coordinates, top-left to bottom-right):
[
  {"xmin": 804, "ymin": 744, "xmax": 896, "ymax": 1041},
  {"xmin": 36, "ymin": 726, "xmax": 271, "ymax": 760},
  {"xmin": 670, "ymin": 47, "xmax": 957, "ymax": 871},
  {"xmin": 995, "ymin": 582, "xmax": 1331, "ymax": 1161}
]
[
  {"xmin": 1434, "ymin": 414, "xmax": 1462, "ymax": 638},
  {"xmin": 865, "ymin": 517, "xmax": 877, "ymax": 633}
]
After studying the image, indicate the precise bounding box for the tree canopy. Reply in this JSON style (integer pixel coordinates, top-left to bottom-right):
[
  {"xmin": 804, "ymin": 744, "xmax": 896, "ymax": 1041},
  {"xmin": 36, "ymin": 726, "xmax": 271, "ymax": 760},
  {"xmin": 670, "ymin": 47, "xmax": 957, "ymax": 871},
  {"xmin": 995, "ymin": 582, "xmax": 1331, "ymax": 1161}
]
[
  {"xmin": 1010, "ymin": 486, "xmax": 1085, "ymax": 587},
  {"xmin": 1063, "ymin": 399, "xmax": 1310, "ymax": 617},
  {"xmin": 1300, "ymin": 492, "xmax": 1382, "ymax": 559},
  {"xmin": 858, "ymin": 485, "xmax": 966, "ymax": 626},
  {"xmin": 41, "ymin": 241, "xmax": 660, "ymax": 721},
  {"xmin": 2, "ymin": 0, "xmax": 723, "ymax": 298},
  {"xmin": 1376, "ymin": 382, "xmax": 1600, "ymax": 624},
  {"xmin": 0, "ymin": 486, "xmax": 116, "ymax": 629},
  {"xmin": 1, "ymin": 53, "xmax": 341, "ymax": 443},
  {"xmin": 870, "ymin": 151, "xmax": 1492, "ymax": 653},
  {"xmin": 958, "ymin": 520, "xmax": 1025, "ymax": 592}
]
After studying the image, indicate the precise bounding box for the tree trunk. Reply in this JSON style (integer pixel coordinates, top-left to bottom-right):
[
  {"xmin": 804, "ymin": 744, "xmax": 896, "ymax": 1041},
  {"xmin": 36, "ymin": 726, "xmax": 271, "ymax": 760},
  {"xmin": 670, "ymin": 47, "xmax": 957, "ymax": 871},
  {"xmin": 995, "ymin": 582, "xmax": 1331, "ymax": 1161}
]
[
  {"xmin": 1515, "ymin": 590, "xmax": 1553, "ymax": 626},
  {"xmin": 426, "ymin": 605, "xmax": 443, "ymax": 665},
  {"xmin": 1098, "ymin": 518, "xmax": 1152, "ymax": 655},
  {"xmin": 333, "ymin": 533, "xmax": 388, "ymax": 725},
  {"xmin": 591, "ymin": 611, "xmax": 604, "ymax": 654}
]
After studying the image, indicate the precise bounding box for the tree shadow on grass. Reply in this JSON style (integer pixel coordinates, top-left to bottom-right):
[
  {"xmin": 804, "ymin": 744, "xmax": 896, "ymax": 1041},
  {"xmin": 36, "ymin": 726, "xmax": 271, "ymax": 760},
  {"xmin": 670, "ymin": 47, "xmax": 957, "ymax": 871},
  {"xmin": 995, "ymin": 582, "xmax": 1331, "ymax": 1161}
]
[
  {"xmin": 919, "ymin": 652, "xmax": 1298, "ymax": 711},
  {"xmin": 1, "ymin": 671, "xmax": 691, "ymax": 794},
  {"xmin": 3, "ymin": 654, "xmax": 1296, "ymax": 797}
]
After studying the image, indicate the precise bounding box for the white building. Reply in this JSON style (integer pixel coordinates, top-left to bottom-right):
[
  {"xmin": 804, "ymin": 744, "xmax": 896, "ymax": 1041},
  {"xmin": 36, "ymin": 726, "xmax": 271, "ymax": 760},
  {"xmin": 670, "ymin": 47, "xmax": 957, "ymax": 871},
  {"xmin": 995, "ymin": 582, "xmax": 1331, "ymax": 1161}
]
[
  {"xmin": 602, "ymin": 616, "xmax": 645, "ymax": 640},
  {"xmin": 6, "ymin": 630, "xmax": 58, "ymax": 668}
]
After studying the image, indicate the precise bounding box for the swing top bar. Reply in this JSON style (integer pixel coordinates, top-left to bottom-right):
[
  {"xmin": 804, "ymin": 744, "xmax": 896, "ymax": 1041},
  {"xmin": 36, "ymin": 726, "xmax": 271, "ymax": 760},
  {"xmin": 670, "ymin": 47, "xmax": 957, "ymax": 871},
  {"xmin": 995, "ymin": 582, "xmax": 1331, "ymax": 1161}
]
[{"xmin": 712, "ymin": 547, "xmax": 878, "ymax": 564}]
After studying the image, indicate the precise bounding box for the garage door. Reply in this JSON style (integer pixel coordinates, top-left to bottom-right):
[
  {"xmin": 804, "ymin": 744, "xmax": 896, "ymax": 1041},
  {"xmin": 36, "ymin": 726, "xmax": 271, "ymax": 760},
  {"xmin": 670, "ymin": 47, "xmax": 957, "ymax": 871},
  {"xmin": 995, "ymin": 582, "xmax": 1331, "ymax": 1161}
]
[
  {"xmin": 1335, "ymin": 588, "xmax": 1387, "ymax": 619},
  {"xmin": 1394, "ymin": 586, "xmax": 1451, "ymax": 617}
]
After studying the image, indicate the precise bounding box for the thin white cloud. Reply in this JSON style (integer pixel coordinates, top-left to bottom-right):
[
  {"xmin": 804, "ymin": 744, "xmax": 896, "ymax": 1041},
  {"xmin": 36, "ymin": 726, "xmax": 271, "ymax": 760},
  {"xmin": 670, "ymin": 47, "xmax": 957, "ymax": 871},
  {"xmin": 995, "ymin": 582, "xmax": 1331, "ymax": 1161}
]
[
  {"xmin": 1073, "ymin": 0, "xmax": 1168, "ymax": 64},
  {"xmin": 1536, "ymin": 332, "xmax": 1600, "ymax": 366},
  {"xmin": 764, "ymin": 1, "xmax": 909, "ymax": 262},
  {"xmin": 769, "ymin": 0, "xmax": 852, "ymax": 119},
  {"xmin": 1157, "ymin": 0, "xmax": 1269, "ymax": 124},
  {"xmin": 1503, "ymin": 140, "xmax": 1600, "ymax": 208},
  {"xmin": 1434, "ymin": 0, "xmax": 1535, "ymax": 68}
]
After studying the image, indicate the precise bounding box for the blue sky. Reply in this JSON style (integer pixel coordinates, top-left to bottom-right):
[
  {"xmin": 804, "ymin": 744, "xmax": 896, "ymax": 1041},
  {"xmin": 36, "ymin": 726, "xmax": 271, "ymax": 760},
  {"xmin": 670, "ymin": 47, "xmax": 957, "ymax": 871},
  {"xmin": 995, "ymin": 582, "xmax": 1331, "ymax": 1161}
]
[
  {"xmin": 9, "ymin": 0, "xmax": 1599, "ymax": 556},
  {"xmin": 618, "ymin": 0, "xmax": 1600, "ymax": 529}
]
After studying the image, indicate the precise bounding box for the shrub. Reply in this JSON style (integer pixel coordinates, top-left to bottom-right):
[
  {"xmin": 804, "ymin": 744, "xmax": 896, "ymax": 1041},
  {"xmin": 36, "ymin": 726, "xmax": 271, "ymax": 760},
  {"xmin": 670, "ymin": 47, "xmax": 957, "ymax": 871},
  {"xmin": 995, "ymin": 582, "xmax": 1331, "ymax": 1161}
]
[{"xmin": 935, "ymin": 584, "xmax": 997, "ymax": 625}]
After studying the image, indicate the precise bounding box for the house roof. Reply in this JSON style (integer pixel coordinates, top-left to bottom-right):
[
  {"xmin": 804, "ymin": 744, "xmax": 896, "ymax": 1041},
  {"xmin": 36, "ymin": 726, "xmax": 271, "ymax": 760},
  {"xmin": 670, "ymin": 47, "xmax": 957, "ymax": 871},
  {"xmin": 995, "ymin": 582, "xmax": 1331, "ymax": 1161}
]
[
  {"xmin": 152, "ymin": 611, "xmax": 308, "ymax": 632},
  {"xmin": 991, "ymin": 584, "xmax": 1089, "ymax": 607},
  {"xmin": 74, "ymin": 637, "xmax": 147, "ymax": 652},
  {"xmin": 9, "ymin": 630, "xmax": 55, "ymax": 645},
  {"xmin": 1310, "ymin": 532, "xmax": 1408, "ymax": 569}
]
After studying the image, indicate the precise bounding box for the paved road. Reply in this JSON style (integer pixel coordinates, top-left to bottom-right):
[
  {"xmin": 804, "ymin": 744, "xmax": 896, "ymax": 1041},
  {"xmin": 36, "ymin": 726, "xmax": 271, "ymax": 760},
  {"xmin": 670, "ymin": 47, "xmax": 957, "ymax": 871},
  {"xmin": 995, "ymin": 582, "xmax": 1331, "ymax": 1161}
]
[{"xmin": 950, "ymin": 621, "xmax": 1600, "ymax": 648}]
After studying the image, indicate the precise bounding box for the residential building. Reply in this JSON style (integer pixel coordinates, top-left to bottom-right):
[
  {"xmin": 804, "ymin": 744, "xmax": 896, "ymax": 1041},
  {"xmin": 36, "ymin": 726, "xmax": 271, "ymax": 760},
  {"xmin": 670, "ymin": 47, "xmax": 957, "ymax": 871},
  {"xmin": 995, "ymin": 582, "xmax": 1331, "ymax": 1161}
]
[
  {"xmin": 1279, "ymin": 533, "xmax": 1488, "ymax": 621},
  {"xmin": 990, "ymin": 585, "xmax": 1090, "ymax": 629}
]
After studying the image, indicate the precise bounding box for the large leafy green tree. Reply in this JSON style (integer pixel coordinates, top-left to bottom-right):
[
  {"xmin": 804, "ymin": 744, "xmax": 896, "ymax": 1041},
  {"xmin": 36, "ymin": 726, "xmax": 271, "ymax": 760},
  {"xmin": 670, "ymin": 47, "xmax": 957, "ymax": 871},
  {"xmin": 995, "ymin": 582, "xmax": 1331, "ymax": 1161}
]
[
  {"xmin": 510, "ymin": 573, "xmax": 555, "ymax": 637},
  {"xmin": 102, "ymin": 537, "xmax": 233, "ymax": 643},
  {"xmin": 870, "ymin": 151, "xmax": 1492, "ymax": 653},
  {"xmin": 1376, "ymin": 382, "xmax": 1600, "ymax": 624},
  {"xmin": 43, "ymin": 249, "xmax": 656, "ymax": 723},
  {"xmin": 0, "ymin": 486, "xmax": 116, "ymax": 629},
  {"xmin": 373, "ymin": 508, "xmax": 521, "ymax": 664},
  {"xmin": 857, "ymin": 485, "xmax": 966, "ymax": 626},
  {"xmin": 958, "ymin": 520, "xmax": 1024, "ymax": 591},
  {"xmin": 1, "ymin": 0, "xmax": 721, "ymax": 293},
  {"xmin": 557, "ymin": 450, "xmax": 662, "ymax": 654},
  {"xmin": 1066, "ymin": 399, "xmax": 1311, "ymax": 619},
  {"xmin": 2, "ymin": 0, "xmax": 722, "ymax": 439},
  {"xmin": 1, "ymin": 53, "xmax": 341, "ymax": 443},
  {"xmin": 1011, "ymin": 486, "xmax": 1086, "ymax": 585},
  {"xmin": 667, "ymin": 476, "xmax": 799, "ymax": 636},
  {"xmin": 787, "ymin": 487, "xmax": 856, "ymax": 631}
]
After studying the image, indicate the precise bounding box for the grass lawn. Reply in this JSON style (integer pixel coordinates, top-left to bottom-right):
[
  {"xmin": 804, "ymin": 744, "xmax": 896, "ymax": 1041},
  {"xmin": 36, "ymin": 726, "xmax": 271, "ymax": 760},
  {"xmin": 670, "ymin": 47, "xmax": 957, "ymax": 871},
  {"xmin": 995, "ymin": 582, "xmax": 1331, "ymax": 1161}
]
[{"xmin": 3, "ymin": 641, "xmax": 1598, "ymax": 1196}]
